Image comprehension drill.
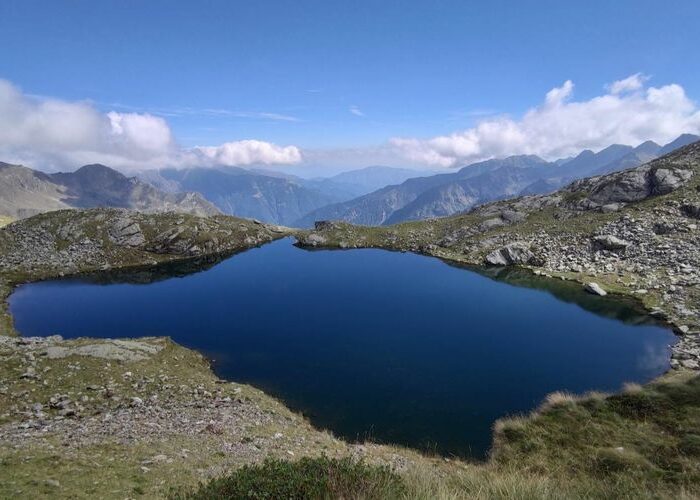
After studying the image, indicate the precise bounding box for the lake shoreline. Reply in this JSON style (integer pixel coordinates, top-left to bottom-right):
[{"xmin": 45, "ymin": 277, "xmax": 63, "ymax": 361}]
[
  {"xmin": 0, "ymin": 208, "xmax": 697, "ymax": 498},
  {"xmin": 8, "ymin": 237, "xmax": 674, "ymax": 459}
]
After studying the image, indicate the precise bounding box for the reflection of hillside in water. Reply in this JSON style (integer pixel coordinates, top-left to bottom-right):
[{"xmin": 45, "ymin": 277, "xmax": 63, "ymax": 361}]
[
  {"xmin": 62, "ymin": 241, "xmax": 664, "ymax": 331},
  {"xmin": 70, "ymin": 253, "xmax": 230, "ymax": 286},
  {"xmin": 452, "ymin": 263, "xmax": 665, "ymax": 328}
]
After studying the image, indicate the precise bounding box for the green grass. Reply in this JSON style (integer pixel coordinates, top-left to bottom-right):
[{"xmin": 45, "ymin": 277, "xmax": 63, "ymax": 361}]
[
  {"xmin": 491, "ymin": 371, "xmax": 700, "ymax": 497},
  {"xmin": 173, "ymin": 457, "xmax": 406, "ymax": 500}
]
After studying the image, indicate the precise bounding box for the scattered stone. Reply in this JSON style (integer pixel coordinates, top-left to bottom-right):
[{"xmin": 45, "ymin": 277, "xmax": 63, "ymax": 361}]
[
  {"xmin": 204, "ymin": 422, "xmax": 224, "ymax": 435},
  {"xmin": 314, "ymin": 220, "xmax": 341, "ymax": 231}
]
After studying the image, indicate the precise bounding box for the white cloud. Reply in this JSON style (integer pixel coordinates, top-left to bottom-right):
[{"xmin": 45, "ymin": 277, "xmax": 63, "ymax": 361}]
[
  {"xmin": 349, "ymin": 105, "xmax": 365, "ymax": 117},
  {"xmin": 107, "ymin": 111, "xmax": 174, "ymax": 154},
  {"xmin": 0, "ymin": 78, "xmax": 302, "ymax": 171},
  {"xmin": 391, "ymin": 75, "xmax": 700, "ymax": 167},
  {"xmin": 607, "ymin": 73, "xmax": 648, "ymax": 95},
  {"xmin": 192, "ymin": 140, "xmax": 302, "ymax": 166}
]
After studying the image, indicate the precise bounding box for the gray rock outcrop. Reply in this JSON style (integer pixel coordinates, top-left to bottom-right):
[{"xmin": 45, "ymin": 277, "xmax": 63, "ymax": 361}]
[
  {"xmin": 108, "ymin": 217, "xmax": 146, "ymax": 247},
  {"xmin": 484, "ymin": 242, "xmax": 534, "ymax": 266}
]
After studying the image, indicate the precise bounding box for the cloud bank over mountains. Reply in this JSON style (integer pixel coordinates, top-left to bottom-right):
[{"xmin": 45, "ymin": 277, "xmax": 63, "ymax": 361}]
[
  {"xmin": 0, "ymin": 79, "xmax": 302, "ymax": 171},
  {"xmin": 1, "ymin": 74, "xmax": 699, "ymax": 172},
  {"xmin": 390, "ymin": 74, "xmax": 700, "ymax": 167}
]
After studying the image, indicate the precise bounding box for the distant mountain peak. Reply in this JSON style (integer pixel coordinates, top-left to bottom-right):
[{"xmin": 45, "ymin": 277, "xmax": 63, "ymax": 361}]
[
  {"xmin": 75, "ymin": 163, "xmax": 122, "ymax": 174},
  {"xmin": 71, "ymin": 163, "xmax": 129, "ymax": 183},
  {"xmin": 659, "ymin": 133, "xmax": 700, "ymax": 156},
  {"xmin": 575, "ymin": 150, "xmax": 595, "ymax": 158}
]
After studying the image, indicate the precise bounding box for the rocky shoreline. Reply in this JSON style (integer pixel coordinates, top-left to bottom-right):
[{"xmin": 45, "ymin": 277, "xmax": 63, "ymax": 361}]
[{"xmin": 0, "ymin": 208, "xmax": 292, "ymax": 337}]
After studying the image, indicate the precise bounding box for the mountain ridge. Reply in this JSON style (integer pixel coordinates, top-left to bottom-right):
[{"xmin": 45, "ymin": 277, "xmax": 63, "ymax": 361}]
[
  {"xmin": 0, "ymin": 162, "xmax": 220, "ymax": 219},
  {"xmin": 298, "ymin": 134, "xmax": 700, "ymax": 227}
]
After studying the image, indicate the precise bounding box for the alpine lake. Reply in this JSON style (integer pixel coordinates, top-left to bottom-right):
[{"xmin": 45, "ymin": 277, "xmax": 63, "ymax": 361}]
[{"xmin": 9, "ymin": 238, "xmax": 675, "ymax": 459}]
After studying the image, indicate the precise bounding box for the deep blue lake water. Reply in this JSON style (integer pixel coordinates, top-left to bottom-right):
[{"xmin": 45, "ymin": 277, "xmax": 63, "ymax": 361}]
[{"xmin": 9, "ymin": 238, "xmax": 675, "ymax": 458}]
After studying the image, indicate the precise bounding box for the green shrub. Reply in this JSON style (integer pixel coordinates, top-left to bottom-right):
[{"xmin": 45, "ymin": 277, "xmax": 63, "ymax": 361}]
[
  {"xmin": 607, "ymin": 391, "xmax": 673, "ymax": 420},
  {"xmin": 173, "ymin": 456, "xmax": 405, "ymax": 500}
]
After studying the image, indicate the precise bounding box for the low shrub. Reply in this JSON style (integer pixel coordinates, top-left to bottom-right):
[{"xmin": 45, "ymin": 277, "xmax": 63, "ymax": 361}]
[{"xmin": 174, "ymin": 456, "xmax": 406, "ymax": 500}]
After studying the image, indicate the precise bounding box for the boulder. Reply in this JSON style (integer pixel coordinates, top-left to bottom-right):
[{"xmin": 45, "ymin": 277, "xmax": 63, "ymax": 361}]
[
  {"xmin": 584, "ymin": 282, "xmax": 607, "ymax": 296},
  {"xmin": 600, "ymin": 203, "xmax": 624, "ymax": 213},
  {"xmin": 681, "ymin": 203, "xmax": 700, "ymax": 219},
  {"xmin": 479, "ymin": 218, "xmax": 506, "ymax": 231},
  {"xmin": 484, "ymin": 242, "xmax": 534, "ymax": 266},
  {"xmin": 108, "ymin": 217, "xmax": 145, "ymax": 247},
  {"xmin": 650, "ymin": 168, "xmax": 694, "ymax": 195},
  {"xmin": 303, "ymin": 233, "xmax": 328, "ymax": 247},
  {"xmin": 587, "ymin": 166, "xmax": 692, "ymax": 205},
  {"xmin": 653, "ymin": 222, "xmax": 676, "ymax": 235},
  {"xmin": 593, "ymin": 235, "xmax": 630, "ymax": 251},
  {"xmin": 500, "ymin": 210, "xmax": 527, "ymax": 223},
  {"xmin": 588, "ymin": 168, "xmax": 650, "ymax": 204}
]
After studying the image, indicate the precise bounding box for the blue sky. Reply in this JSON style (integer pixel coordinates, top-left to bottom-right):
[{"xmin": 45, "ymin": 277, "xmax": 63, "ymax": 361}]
[{"xmin": 0, "ymin": 1, "xmax": 699, "ymax": 173}]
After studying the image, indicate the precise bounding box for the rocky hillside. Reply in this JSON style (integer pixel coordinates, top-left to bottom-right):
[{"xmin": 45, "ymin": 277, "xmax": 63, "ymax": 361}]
[
  {"xmin": 0, "ymin": 208, "xmax": 290, "ymax": 340},
  {"xmin": 0, "ymin": 163, "xmax": 220, "ymax": 219},
  {"xmin": 298, "ymin": 141, "xmax": 700, "ymax": 370},
  {"xmin": 0, "ymin": 208, "xmax": 287, "ymax": 285},
  {"xmin": 298, "ymin": 134, "xmax": 699, "ymax": 227}
]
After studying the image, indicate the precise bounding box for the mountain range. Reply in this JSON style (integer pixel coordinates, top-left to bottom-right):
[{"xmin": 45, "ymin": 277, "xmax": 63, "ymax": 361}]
[
  {"xmin": 0, "ymin": 163, "xmax": 219, "ymax": 219},
  {"xmin": 137, "ymin": 165, "xmax": 428, "ymax": 226},
  {"xmin": 1, "ymin": 134, "xmax": 697, "ymax": 226},
  {"xmin": 297, "ymin": 133, "xmax": 700, "ymax": 226}
]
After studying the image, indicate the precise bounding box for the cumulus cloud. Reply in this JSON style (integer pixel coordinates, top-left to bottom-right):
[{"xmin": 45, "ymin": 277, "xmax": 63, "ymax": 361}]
[
  {"xmin": 0, "ymin": 78, "xmax": 302, "ymax": 171},
  {"xmin": 192, "ymin": 140, "xmax": 302, "ymax": 166},
  {"xmin": 391, "ymin": 75, "xmax": 700, "ymax": 167}
]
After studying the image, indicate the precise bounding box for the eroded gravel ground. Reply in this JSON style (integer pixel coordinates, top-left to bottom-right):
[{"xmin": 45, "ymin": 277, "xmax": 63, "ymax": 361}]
[{"xmin": 0, "ymin": 335, "xmax": 416, "ymax": 498}]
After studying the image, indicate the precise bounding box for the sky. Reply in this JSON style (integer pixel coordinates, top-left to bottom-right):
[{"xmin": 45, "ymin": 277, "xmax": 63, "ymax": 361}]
[{"xmin": 0, "ymin": 0, "xmax": 699, "ymax": 175}]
